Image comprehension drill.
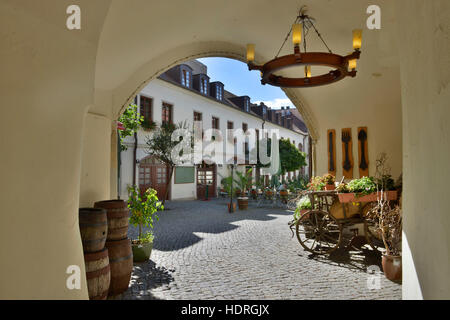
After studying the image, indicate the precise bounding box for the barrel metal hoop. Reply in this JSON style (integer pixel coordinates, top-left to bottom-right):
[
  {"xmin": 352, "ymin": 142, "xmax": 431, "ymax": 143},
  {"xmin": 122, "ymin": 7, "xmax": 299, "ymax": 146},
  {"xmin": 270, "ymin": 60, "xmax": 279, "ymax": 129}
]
[
  {"xmin": 79, "ymin": 222, "xmax": 107, "ymax": 227},
  {"xmin": 82, "ymin": 237, "xmax": 107, "ymax": 245},
  {"xmin": 109, "ymin": 254, "xmax": 133, "ymax": 263},
  {"xmin": 86, "ymin": 264, "xmax": 111, "ymax": 279}
]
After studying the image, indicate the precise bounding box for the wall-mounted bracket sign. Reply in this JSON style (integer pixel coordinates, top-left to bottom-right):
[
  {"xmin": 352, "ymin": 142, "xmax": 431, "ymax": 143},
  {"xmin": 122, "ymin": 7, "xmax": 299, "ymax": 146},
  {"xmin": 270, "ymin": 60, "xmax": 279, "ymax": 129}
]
[
  {"xmin": 357, "ymin": 127, "xmax": 369, "ymax": 177},
  {"xmin": 341, "ymin": 128, "xmax": 354, "ymax": 179},
  {"xmin": 327, "ymin": 129, "xmax": 336, "ymax": 176}
]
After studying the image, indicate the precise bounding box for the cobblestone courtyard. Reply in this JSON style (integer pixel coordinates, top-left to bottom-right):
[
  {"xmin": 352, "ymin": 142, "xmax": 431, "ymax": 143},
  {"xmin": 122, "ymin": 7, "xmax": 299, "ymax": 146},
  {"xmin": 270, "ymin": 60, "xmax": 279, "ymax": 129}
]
[{"xmin": 123, "ymin": 199, "xmax": 401, "ymax": 300}]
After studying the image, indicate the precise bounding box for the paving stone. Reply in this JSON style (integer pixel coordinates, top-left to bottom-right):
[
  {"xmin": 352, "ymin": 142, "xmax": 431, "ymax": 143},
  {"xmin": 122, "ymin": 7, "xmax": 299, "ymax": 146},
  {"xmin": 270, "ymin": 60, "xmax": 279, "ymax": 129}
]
[{"xmin": 122, "ymin": 199, "xmax": 401, "ymax": 300}]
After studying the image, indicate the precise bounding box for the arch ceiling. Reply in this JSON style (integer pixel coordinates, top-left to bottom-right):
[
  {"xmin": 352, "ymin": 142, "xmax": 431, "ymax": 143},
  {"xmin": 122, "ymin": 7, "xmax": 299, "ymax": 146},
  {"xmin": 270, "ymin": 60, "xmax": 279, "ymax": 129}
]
[{"xmin": 95, "ymin": 0, "xmax": 401, "ymax": 142}]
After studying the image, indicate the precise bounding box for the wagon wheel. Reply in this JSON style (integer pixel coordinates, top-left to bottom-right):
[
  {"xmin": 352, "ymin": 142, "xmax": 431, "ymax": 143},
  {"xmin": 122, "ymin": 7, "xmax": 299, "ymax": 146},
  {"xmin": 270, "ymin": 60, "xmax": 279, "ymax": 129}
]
[{"xmin": 295, "ymin": 210, "xmax": 342, "ymax": 255}]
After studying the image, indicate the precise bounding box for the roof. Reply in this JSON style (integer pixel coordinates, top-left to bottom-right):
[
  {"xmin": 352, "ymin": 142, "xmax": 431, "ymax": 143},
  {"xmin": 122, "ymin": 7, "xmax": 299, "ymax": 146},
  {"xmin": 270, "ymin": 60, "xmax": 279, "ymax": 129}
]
[{"xmin": 156, "ymin": 61, "xmax": 309, "ymax": 135}]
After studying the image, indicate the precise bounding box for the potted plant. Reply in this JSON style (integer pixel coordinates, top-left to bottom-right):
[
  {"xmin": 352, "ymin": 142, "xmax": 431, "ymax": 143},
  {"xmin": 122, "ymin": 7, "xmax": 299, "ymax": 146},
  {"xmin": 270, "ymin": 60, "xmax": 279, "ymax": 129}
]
[
  {"xmin": 338, "ymin": 177, "xmax": 398, "ymax": 203},
  {"xmin": 336, "ymin": 182, "xmax": 349, "ymax": 193},
  {"xmin": 279, "ymin": 184, "xmax": 289, "ymax": 203},
  {"xmin": 140, "ymin": 119, "xmax": 157, "ymax": 131},
  {"xmin": 367, "ymin": 199, "xmax": 402, "ymax": 281},
  {"xmin": 307, "ymin": 176, "xmax": 326, "ymax": 191},
  {"xmin": 322, "ymin": 173, "xmax": 336, "ymax": 190},
  {"xmin": 250, "ymin": 188, "xmax": 258, "ymax": 200},
  {"xmin": 295, "ymin": 196, "xmax": 312, "ymax": 218},
  {"xmin": 234, "ymin": 168, "xmax": 253, "ymax": 210},
  {"xmin": 264, "ymin": 187, "xmax": 274, "ymax": 200},
  {"xmin": 127, "ymin": 185, "xmax": 163, "ymax": 262}
]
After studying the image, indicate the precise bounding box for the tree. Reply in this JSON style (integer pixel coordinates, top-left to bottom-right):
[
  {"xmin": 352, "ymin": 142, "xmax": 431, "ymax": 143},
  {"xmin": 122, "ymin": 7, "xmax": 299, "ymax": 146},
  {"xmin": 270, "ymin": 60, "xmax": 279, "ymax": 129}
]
[
  {"xmin": 144, "ymin": 121, "xmax": 190, "ymax": 205},
  {"xmin": 279, "ymin": 138, "xmax": 307, "ymax": 176},
  {"xmin": 256, "ymin": 137, "xmax": 306, "ymax": 177},
  {"xmin": 127, "ymin": 185, "xmax": 163, "ymax": 244}
]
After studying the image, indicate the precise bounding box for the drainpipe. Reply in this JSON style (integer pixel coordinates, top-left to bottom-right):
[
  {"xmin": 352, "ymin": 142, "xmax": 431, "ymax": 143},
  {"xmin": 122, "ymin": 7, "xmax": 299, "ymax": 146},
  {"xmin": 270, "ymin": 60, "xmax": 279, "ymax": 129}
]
[
  {"xmin": 117, "ymin": 129, "xmax": 121, "ymax": 199},
  {"xmin": 308, "ymin": 135, "xmax": 313, "ymax": 179},
  {"xmin": 132, "ymin": 131, "xmax": 138, "ymax": 186}
]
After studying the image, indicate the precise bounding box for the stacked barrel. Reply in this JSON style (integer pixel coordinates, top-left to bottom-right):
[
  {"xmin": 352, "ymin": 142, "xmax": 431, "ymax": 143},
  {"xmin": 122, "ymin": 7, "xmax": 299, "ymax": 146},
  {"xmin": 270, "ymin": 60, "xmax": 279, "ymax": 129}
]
[
  {"xmin": 79, "ymin": 208, "xmax": 111, "ymax": 300},
  {"xmin": 94, "ymin": 200, "xmax": 133, "ymax": 297}
]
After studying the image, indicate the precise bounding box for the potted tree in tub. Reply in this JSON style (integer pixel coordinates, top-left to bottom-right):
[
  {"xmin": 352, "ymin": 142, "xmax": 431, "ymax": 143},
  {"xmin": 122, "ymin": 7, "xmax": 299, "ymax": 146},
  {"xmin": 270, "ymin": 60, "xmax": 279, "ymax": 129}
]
[
  {"xmin": 221, "ymin": 175, "xmax": 236, "ymax": 213},
  {"xmin": 127, "ymin": 186, "xmax": 163, "ymax": 262},
  {"xmin": 234, "ymin": 168, "xmax": 253, "ymax": 210}
]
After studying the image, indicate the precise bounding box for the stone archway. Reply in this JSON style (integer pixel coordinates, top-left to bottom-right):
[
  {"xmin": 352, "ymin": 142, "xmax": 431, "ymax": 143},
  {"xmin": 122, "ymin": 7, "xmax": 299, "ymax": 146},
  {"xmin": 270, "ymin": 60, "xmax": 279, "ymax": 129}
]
[
  {"xmin": 106, "ymin": 42, "xmax": 318, "ymax": 141},
  {"xmin": 85, "ymin": 43, "xmax": 319, "ymax": 205}
]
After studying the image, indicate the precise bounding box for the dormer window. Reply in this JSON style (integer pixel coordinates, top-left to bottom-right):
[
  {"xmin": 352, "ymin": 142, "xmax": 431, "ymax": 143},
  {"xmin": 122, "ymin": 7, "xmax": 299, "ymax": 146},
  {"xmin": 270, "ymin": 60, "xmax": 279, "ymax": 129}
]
[
  {"xmin": 245, "ymin": 99, "xmax": 250, "ymax": 112},
  {"xmin": 181, "ymin": 69, "xmax": 190, "ymax": 87},
  {"xmin": 201, "ymin": 78, "xmax": 208, "ymax": 95},
  {"xmin": 216, "ymin": 85, "xmax": 222, "ymax": 100}
]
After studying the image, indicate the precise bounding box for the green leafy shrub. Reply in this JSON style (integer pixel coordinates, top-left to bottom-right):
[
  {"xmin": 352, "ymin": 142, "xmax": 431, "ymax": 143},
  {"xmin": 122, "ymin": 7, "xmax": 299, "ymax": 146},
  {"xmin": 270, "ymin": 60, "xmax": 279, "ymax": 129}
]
[{"xmin": 347, "ymin": 176, "xmax": 377, "ymax": 196}]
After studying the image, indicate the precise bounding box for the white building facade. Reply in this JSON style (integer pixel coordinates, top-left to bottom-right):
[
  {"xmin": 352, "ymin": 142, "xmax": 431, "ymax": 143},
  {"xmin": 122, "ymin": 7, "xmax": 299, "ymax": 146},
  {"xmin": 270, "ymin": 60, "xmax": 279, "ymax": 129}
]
[{"xmin": 120, "ymin": 60, "xmax": 309, "ymax": 200}]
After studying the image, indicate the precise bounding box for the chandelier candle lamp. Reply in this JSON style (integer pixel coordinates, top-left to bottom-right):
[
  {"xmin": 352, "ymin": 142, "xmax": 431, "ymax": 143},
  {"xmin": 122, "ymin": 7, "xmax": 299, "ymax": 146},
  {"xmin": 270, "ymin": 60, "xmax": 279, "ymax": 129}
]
[{"xmin": 246, "ymin": 7, "xmax": 362, "ymax": 88}]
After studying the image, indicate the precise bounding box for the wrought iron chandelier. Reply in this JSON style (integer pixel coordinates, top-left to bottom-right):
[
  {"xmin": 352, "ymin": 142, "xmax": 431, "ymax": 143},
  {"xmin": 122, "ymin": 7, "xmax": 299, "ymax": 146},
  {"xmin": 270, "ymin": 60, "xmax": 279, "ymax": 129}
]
[{"xmin": 246, "ymin": 6, "xmax": 362, "ymax": 88}]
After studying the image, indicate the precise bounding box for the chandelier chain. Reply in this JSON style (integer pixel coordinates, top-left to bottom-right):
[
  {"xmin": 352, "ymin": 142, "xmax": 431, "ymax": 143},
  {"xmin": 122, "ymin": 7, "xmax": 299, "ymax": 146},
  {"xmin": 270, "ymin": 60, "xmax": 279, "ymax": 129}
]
[
  {"xmin": 307, "ymin": 17, "xmax": 333, "ymax": 54},
  {"xmin": 274, "ymin": 16, "xmax": 300, "ymax": 59}
]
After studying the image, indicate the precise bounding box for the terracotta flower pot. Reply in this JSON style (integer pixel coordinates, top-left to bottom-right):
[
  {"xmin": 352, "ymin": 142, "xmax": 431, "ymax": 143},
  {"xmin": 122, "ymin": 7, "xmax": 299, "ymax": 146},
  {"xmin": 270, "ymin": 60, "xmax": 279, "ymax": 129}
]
[
  {"xmin": 382, "ymin": 254, "xmax": 402, "ymax": 281},
  {"xmin": 325, "ymin": 184, "xmax": 336, "ymax": 191},
  {"xmin": 338, "ymin": 191, "xmax": 398, "ymax": 203},
  {"xmin": 227, "ymin": 202, "xmax": 236, "ymax": 213}
]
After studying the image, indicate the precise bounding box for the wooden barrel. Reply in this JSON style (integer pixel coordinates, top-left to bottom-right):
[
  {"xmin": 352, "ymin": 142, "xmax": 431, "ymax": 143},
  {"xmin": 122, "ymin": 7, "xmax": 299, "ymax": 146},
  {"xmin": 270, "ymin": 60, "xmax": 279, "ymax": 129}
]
[
  {"xmin": 237, "ymin": 198, "xmax": 248, "ymax": 210},
  {"xmin": 94, "ymin": 200, "xmax": 129, "ymax": 241},
  {"xmin": 79, "ymin": 208, "xmax": 108, "ymax": 253},
  {"xmin": 84, "ymin": 248, "xmax": 110, "ymax": 300},
  {"xmin": 105, "ymin": 238, "xmax": 133, "ymax": 296}
]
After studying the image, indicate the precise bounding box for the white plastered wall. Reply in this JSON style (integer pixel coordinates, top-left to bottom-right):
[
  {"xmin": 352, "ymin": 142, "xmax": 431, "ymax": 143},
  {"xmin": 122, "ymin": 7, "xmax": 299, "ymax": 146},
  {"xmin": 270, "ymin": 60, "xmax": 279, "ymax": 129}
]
[{"xmin": 396, "ymin": 0, "xmax": 450, "ymax": 300}]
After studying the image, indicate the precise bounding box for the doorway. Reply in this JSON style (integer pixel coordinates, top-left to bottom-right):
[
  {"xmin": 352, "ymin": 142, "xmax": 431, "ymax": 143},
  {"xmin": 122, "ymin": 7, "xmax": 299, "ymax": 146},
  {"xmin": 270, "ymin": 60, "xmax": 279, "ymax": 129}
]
[
  {"xmin": 138, "ymin": 156, "xmax": 170, "ymax": 200},
  {"xmin": 196, "ymin": 162, "xmax": 217, "ymax": 199}
]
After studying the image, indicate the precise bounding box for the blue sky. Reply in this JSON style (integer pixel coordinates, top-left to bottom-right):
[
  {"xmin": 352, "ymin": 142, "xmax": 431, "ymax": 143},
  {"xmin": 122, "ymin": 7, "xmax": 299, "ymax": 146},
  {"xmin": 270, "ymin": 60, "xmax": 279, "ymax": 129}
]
[{"xmin": 197, "ymin": 57, "xmax": 294, "ymax": 109}]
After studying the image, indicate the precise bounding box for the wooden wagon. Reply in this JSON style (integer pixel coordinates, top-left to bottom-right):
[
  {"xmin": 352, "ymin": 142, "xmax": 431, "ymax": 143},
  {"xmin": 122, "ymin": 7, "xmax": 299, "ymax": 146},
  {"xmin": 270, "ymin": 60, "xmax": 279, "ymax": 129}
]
[{"xmin": 293, "ymin": 190, "xmax": 397, "ymax": 255}]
